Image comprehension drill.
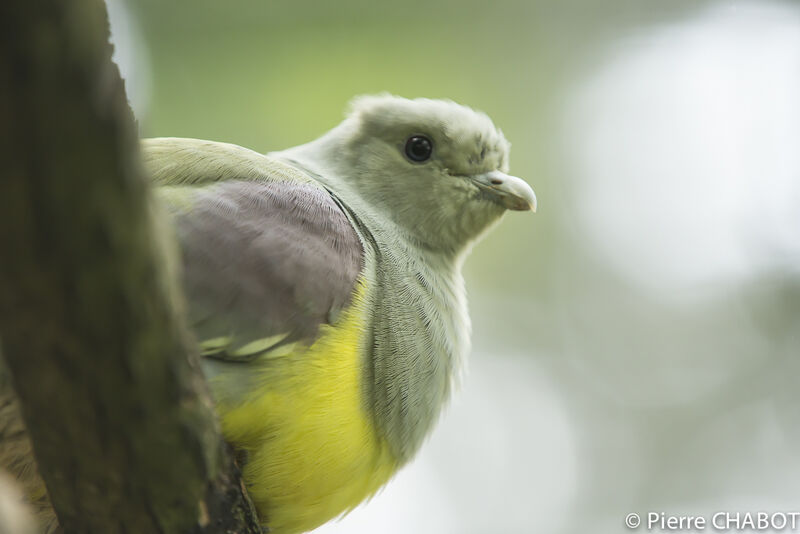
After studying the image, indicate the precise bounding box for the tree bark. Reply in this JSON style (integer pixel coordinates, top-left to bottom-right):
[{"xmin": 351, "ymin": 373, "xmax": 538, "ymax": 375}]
[{"xmin": 0, "ymin": 1, "xmax": 261, "ymax": 532}]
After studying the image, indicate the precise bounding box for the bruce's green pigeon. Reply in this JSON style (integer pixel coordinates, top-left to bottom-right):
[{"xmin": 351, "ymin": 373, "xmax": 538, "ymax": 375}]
[{"xmin": 145, "ymin": 95, "xmax": 536, "ymax": 533}]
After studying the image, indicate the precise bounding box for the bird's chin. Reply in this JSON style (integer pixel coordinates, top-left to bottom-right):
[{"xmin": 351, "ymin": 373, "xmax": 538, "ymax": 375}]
[
  {"xmin": 459, "ymin": 210, "xmax": 507, "ymax": 254},
  {"xmin": 461, "ymin": 198, "xmax": 507, "ymax": 238}
]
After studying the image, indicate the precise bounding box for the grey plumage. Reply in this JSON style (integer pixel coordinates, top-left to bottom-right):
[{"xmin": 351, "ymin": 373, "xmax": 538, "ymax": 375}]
[{"xmin": 166, "ymin": 180, "xmax": 362, "ymax": 353}]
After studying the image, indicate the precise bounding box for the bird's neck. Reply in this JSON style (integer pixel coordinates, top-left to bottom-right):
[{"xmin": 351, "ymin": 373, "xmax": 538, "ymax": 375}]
[
  {"xmin": 337, "ymin": 194, "xmax": 472, "ymax": 463},
  {"xmin": 274, "ymin": 142, "xmax": 469, "ymax": 462},
  {"xmin": 358, "ymin": 226, "xmax": 470, "ymax": 464}
]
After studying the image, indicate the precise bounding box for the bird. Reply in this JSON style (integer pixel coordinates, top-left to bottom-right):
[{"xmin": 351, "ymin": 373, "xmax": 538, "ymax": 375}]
[
  {"xmin": 3, "ymin": 94, "xmax": 536, "ymax": 534},
  {"xmin": 147, "ymin": 94, "xmax": 536, "ymax": 533}
]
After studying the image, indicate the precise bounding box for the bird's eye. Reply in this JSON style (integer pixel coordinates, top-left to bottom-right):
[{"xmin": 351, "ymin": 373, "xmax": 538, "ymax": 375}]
[{"xmin": 404, "ymin": 135, "xmax": 433, "ymax": 162}]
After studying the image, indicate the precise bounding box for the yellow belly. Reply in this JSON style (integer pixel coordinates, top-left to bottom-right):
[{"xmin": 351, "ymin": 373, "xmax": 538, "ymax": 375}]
[{"xmin": 213, "ymin": 284, "xmax": 397, "ymax": 534}]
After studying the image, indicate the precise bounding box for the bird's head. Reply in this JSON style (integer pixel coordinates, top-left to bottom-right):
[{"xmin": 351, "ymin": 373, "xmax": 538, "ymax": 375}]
[{"xmin": 279, "ymin": 95, "xmax": 536, "ymax": 256}]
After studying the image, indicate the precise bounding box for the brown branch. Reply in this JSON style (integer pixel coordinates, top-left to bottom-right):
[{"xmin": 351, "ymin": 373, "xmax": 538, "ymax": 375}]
[{"xmin": 0, "ymin": 0, "xmax": 260, "ymax": 532}]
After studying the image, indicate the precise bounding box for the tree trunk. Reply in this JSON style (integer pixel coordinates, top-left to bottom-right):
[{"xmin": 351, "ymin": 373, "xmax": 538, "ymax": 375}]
[{"xmin": 0, "ymin": 0, "xmax": 261, "ymax": 532}]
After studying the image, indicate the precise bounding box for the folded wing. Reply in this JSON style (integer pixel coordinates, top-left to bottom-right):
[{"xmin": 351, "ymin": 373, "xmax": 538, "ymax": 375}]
[{"xmin": 143, "ymin": 138, "xmax": 364, "ymax": 366}]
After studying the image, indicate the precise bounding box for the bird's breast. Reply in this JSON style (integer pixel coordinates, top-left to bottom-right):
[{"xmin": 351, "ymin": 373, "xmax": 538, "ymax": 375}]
[
  {"xmin": 361, "ymin": 244, "xmax": 470, "ymax": 463},
  {"xmin": 213, "ymin": 281, "xmax": 397, "ymax": 534}
]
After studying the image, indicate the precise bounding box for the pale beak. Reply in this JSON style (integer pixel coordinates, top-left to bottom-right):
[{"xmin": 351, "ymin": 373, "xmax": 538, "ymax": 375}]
[{"xmin": 470, "ymin": 170, "xmax": 537, "ymax": 212}]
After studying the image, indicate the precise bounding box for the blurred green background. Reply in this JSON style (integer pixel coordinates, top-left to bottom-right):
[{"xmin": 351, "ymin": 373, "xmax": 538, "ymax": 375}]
[{"xmin": 111, "ymin": 0, "xmax": 800, "ymax": 532}]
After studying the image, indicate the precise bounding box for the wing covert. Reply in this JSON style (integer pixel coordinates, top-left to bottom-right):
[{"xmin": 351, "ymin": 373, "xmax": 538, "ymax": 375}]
[{"xmin": 144, "ymin": 138, "xmax": 364, "ymax": 361}]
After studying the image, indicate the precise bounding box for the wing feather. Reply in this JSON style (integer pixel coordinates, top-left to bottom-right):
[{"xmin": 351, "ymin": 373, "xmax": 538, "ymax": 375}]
[{"xmin": 144, "ymin": 138, "xmax": 364, "ymax": 363}]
